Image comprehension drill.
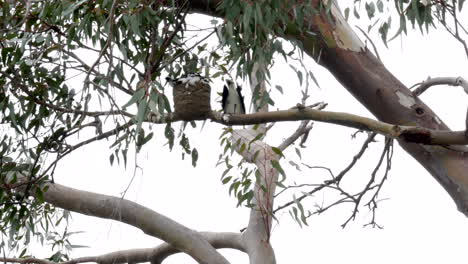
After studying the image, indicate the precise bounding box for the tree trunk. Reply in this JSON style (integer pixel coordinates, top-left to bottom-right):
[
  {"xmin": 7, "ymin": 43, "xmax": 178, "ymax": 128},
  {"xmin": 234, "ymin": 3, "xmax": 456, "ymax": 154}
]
[{"xmin": 188, "ymin": 0, "xmax": 468, "ymax": 216}]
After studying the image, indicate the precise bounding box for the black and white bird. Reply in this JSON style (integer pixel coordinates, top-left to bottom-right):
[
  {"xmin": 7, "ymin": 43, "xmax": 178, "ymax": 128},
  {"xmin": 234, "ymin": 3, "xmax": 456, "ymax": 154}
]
[{"xmin": 222, "ymin": 80, "xmax": 246, "ymax": 115}]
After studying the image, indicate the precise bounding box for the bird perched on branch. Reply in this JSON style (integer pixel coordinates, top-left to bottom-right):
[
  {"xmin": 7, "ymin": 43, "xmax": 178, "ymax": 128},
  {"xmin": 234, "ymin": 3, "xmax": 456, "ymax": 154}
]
[{"xmin": 222, "ymin": 79, "xmax": 246, "ymax": 115}]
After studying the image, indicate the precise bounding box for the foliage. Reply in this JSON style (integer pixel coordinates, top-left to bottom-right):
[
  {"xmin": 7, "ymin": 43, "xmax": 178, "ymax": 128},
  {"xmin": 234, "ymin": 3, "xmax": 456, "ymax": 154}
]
[{"xmin": 347, "ymin": 0, "xmax": 467, "ymax": 49}]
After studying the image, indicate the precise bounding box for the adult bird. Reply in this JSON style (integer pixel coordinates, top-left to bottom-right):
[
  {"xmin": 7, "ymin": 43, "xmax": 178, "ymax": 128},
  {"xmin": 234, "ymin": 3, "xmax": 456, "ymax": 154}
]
[{"xmin": 222, "ymin": 79, "xmax": 246, "ymax": 115}]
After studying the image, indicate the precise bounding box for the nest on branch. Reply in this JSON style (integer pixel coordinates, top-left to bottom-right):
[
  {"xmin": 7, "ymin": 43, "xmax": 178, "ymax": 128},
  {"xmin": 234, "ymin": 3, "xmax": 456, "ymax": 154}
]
[{"xmin": 172, "ymin": 79, "xmax": 211, "ymax": 121}]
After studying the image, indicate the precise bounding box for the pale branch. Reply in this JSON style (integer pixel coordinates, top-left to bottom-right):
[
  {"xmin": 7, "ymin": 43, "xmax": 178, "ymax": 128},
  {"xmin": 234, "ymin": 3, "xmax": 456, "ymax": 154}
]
[
  {"xmin": 277, "ymin": 103, "xmax": 327, "ymax": 151},
  {"xmin": 148, "ymin": 108, "xmax": 468, "ymax": 145},
  {"xmin": 412, "ymin": 76, "xmax": 468, "ymax": 96},
  {"xmin": 234, "ymin": 60, "xmax": 276, "ymax": 264},
  {"xmin": 151, "ymin": 232, "xmax": 245, "ymax": 264},
  {"xmin": 214, "ymin": 108, "xmax": 468, "ymax": 145},
  {"xmin": 230, "ymin": 129, "xmax": 277, "ymax": 264},
  {"xmin": 0, "ymin": 232, "xmax": 243, "ymax": 264},
  {"xmin": 355, "ymin": 26, "xmax": 382, "ymax": 63},
  {"xmin": 277, "ymin": 120, "xmax": 312, "ymax": 151},
  {"xmin": 5, "ymin": 179, "xmax": 231, "ymax": 264}
]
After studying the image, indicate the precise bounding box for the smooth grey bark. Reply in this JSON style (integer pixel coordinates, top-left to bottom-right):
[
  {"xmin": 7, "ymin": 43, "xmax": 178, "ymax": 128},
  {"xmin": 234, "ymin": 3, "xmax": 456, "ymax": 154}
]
[{"xmin": 40, "ymin": 182, "xmax": 231, "ymax": 264}]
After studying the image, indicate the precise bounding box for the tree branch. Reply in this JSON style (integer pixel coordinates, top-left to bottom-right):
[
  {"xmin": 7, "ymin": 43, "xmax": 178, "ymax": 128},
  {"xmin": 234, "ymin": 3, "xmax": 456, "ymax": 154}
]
[
  {"xmin": 214, "ymin": 108, "xmax": 468, "ymax": 145},
  {"xmin": 0, "ymin": 232, "xmax": 243, "ymax": 264},
  {"xmin": 412, "ymin": 76, "xmax": 468, "ymax": 96},
  {"xmin": 5, "ymin": 179, "xmax": 231, "ymax": 264}
]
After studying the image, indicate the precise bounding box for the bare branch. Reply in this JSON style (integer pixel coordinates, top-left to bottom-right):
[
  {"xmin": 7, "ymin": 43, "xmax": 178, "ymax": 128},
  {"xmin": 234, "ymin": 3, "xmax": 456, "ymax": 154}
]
[
  {"xmin": 277, "ymin": 121, "xmax": 312, "ymax": 151},
  {"xmin": 277, "ymin": 103, "xmax": 327, "ymax": 151},
  {"xmin": 274, "ymin": 133, "xmax": 378, "ymax": 214},
  {"xmin": 412, "ymin": 76, "xmax": 468, "ymax": 96},
  {"xmin": 151, "ymin": 232, "xmax": 245, "ymax": 264}
]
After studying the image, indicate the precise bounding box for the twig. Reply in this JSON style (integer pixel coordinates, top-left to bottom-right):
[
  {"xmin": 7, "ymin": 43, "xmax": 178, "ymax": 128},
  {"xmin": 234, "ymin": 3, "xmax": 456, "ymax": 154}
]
[{"xmin": 274, "ymin": 133, "xmax": 377, "ymax": 213}]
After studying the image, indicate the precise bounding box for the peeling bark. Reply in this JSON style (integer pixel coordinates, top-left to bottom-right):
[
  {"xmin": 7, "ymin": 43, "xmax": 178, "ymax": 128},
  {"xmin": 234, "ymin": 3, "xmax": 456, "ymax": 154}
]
[{"xmin": 302, "ymin": 1, "xmax": 468, "ymax": 215}]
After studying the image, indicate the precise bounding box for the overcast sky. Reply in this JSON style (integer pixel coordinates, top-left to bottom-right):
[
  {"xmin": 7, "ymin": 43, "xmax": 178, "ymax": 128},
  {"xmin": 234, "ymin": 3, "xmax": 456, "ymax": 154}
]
[{"xmin": 23, "ymin": 3, "xmax": 468, "ymax": 264}]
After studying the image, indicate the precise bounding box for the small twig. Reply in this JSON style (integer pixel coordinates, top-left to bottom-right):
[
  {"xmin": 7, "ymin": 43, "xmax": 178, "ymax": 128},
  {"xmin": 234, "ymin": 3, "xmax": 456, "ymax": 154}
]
[
  {"xmin": 356, "ymin": 26, "xmax": 382, "ymax": 62},
  {"xmin": 341, "ymin": 137, "xmax": 391, "ymax": 228},
  {"xmin": 40, "ymin": 120, "xmax": 134, "ymax": 176},
  {"xmin": 274, "ymin": 133, "xmax": 377, "ymax": 213},
  {"xmin": 148, "ymin": 3, "xmax": 190, "ymax": 77}
]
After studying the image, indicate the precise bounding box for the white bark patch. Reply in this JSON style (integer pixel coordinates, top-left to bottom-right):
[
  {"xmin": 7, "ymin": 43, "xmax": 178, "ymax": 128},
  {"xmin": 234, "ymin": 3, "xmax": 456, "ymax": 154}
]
[
  {"xmin": 325, "ymin": 0, "xmax": 365, "ymax": 51},
  {"xmin": 395, "ymin": 90, "xmax": 416, "ymax": 108}
]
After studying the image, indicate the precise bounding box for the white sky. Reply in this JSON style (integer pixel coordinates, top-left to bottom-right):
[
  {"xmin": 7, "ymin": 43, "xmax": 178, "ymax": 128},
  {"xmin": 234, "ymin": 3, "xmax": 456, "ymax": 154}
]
[{"xmin": 22, "ymin": 2, "xmax": 468, "ymax": 264}]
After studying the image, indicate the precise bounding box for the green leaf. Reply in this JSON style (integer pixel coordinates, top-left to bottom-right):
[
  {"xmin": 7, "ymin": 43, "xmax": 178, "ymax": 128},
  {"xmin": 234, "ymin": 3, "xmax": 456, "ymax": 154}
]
[
  {"xmin": 222, "ymin": 176, "xmax": 232, "ymax": 184},
  {"xmin": 271, "ymin": 160, "xmax": 286, "ymax": 181},
  {"xmin": 237, "ymin": 190, "xmax": 254, "ymax": 207},
  {"xmin": 191, "ymin": 148, "xmax": 198, "ymax": 167},
  {"xmin": 35, "ymin": 187, "xmax": 44, "ymax": 203},
  {"xmin": 344, "ymin": 7, "xmax": 350, "ymax": 21},
  {"xmin": 248, "ymin": 132, "xmax": 264, "ymax": 146},
  {"xmin": 353, "ymin": 6, "xmax": 360, "ymax": 19},
  {"xmin": 271, "ymin": 147, "xmax": 284, "ymax": 158},
  {"xmin": 295, "ymin": 147, "xmax": 302, "ymax": 159},
  {"xmin": 365, "ymin": 2, "xmax": 376, "ymax": 19},
  {"xmin": 377, "ymin": 0, "xmax": 384, "ymax": 13},
  {"xmin": 275, "ymin": 85, "xmax": 283, "ymax": 94},
  {"xmin": 62, "ymin": 0, "xmax": 88, "ymax": 17},
  {"xmin": 122, "ymin": 88, "xmax": 145, "ymax": 109},
  {"xmin": 239, "ymin": 143, "xmax": 246, "ymax": 153},
  {"xmin": 165, "ymin": 123, "xmax": 175, "ymax": 150},
  {"xmin": 135, "ymin": 99, "xmax": 148, "ymax": 137}
]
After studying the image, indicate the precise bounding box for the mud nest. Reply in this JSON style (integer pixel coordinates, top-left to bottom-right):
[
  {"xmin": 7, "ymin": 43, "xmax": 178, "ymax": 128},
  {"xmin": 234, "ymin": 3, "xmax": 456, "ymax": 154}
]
[{"xmin": 172, "ymin": 80, "xmax": 211, "ymax": 121}]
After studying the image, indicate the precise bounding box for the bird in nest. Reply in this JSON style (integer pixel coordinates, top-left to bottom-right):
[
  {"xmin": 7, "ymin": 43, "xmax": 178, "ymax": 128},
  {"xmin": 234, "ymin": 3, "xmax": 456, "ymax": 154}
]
[
  {"xmin": 221, "ymin": 79, "xmax": 246, "ymax": 115},
  {"xmin": 165, "ymin": 73, "xmax": 210, "ymax": 88}
]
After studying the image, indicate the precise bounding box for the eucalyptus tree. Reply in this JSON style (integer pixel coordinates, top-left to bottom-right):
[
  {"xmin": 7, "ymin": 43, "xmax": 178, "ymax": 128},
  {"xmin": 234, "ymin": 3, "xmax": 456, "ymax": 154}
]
[{"xmin": 1, "ymin": 0, "xmax": 467, "ymax": 263}]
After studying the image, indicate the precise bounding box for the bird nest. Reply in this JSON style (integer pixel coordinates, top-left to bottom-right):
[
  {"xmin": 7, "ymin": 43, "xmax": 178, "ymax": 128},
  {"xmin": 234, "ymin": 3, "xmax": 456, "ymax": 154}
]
[{"xmin": 171, "ymin": 75, "xmax": 211, "ymax": 121}]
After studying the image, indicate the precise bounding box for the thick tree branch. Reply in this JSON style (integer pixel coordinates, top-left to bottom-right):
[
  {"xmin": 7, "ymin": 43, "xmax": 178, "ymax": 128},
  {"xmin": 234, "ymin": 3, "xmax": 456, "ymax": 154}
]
[
  {"xmin": 230, "ymin": 129, "xmax": 278, "ymax": 264},
  {"xmin": 0, "ymin": 232, "xmax": 243, "ymax": 264},
  {"xmin": 6, "ymin": 179, "xmax": 231, "ymax": 264},
  {"xmin": 0, "ymin": 232, "xmax": 241, "ymax": 264},
  {"xmin": 229, "ymin": 63, "xmax": 277, "ymax": 264},
  {"xmin": 151, "ymin": 232, "xmax": 245, "ymax": 264}
]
